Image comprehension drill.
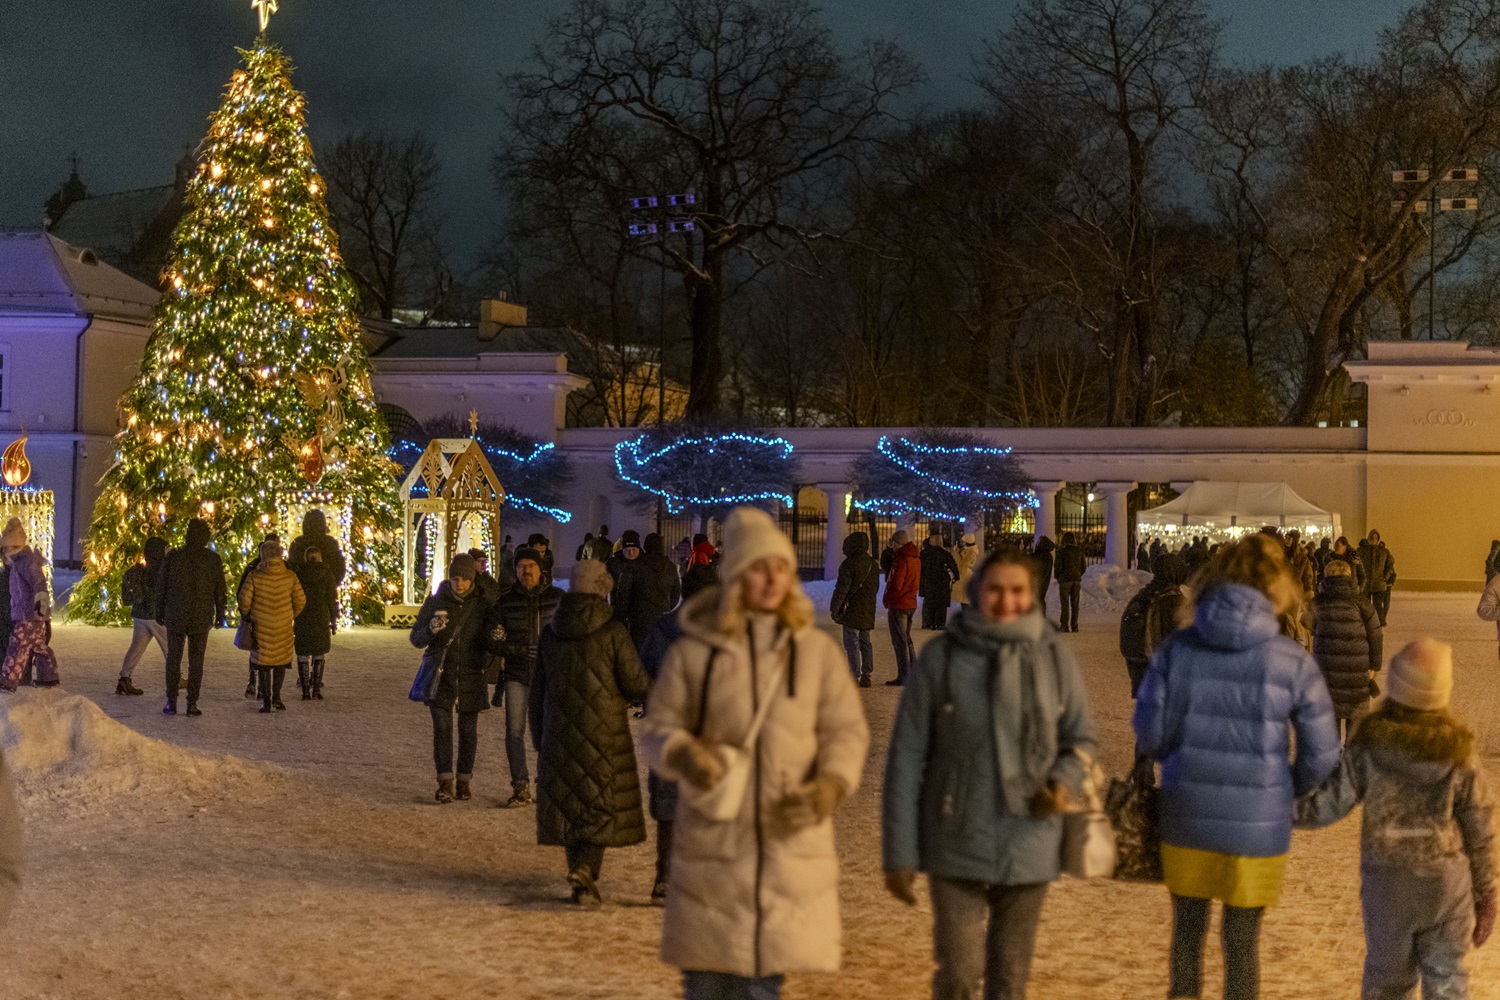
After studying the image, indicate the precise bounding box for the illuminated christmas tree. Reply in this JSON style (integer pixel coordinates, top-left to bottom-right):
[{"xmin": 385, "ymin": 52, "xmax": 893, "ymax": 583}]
[{"xmin": 73, "ymin": 39, "xmax": 399, "ymax": 623}]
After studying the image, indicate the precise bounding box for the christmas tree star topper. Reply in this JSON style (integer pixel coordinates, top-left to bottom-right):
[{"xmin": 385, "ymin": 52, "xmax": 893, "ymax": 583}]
[{"xmin": 253, "ymin": 0, "xmax": 278, "ymax": 32}]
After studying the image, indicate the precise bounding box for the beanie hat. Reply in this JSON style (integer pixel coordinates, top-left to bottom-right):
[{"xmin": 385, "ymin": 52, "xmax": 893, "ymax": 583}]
[
  {"xmin": 620, "ymin": 530, "xmax": 642, "ymax": 549},
  {"xmin": 0, "ymin": 518, "xmax": 24, "ymax": 550},
  {"xmin": 514, "ymin": 546, "xmax": 542, "ymax": 569},
  {"xmin": 447, "ymin": 553, "xmax": 478, "ymax": 582},
  {"xmin": 259, "ymin": 540, "xmax": 282, "ymax": 562},
  {"xmin": 1387, "ymin": 638, "xmax": 1454, "ymax": 711},
  {"xmin": 891, "ymin": 530, "xmax": 910, "ymax": 547},
  {"xmin": 718, "ymin": 507, "xmax": 797, "ymax": 585},
  {"xmin": 570, "ymin": 559, "xmax": 613, "ymax": 598}
]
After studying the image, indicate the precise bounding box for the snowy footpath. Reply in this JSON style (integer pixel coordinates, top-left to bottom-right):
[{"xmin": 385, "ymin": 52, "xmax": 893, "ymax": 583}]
[{"xmin": 4, "ymin": 589, "xmax": 1500, "ymax": 999}]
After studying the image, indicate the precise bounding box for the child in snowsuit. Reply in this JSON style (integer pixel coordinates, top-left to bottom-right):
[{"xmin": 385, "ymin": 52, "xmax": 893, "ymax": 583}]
[{"xmin": 1296, "ymin": 638, "xmax": 1496, "ymax": 999}]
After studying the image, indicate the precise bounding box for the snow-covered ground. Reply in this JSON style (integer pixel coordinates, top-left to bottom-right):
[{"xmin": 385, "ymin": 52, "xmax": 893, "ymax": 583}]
[{"xmin": 4, "ymin": 588, "xmax": 1500, "ymax": 999}]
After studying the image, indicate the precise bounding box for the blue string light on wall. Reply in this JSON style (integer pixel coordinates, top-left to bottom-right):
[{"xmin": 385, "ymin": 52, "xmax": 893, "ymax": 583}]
[
  {"xmin": 850, "ymin": 432, "xmax": 1036, "ymax": 522},
  {"xmin": 614, "ymin": 432, "xmax": 798, "ymax": 515}
]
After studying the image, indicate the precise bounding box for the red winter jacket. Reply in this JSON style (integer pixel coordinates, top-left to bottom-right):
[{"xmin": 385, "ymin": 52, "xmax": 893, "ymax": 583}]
[
  {"xmin": 691, "ymin": 541, "xmax": 717, "ymax": 566},
  {"xmin": 883, "ymin": 543, "xmax": 921, "ymax": 611}
]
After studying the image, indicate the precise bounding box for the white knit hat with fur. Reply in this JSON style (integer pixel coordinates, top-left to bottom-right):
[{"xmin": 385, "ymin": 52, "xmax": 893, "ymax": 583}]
[
  {"xmin": 1387, "ymin": 637, "xmax": 1454, "ymax": 711},
  {"xmin": 718, "ymin": 507, "xmax": 797, "ymax": 584}
]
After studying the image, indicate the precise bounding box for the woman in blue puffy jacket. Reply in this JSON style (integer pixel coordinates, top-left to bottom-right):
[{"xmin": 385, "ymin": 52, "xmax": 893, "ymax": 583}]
[{"xmin": 1133, "ymin": 534, "xmax": 1340, "ymax": 1000}]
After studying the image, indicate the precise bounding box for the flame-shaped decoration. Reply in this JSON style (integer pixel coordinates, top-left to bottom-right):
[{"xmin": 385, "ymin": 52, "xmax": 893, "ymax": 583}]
[
  {"xmin": 298, "ymin": 434, "xmax": 325, "ymax": 486},
  {"xmin": 2, "ymin": 434, "xmax": 31, "ymax": 487}
]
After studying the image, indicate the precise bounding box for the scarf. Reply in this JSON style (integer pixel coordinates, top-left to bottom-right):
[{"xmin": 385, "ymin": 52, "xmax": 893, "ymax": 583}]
[{"xmin": 951, "ymin": 607, "xmax": 1058, "ymax": 815}]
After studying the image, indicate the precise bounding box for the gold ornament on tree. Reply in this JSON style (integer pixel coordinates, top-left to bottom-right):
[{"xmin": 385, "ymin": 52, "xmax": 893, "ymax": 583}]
[{"xmin": 281, "ymin": 354, "xmax": 351, "ymax": 485}]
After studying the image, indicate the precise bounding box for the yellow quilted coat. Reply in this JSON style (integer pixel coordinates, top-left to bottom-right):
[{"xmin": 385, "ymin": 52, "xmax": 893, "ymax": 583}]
[{"xmin": 238, "ymin": 556, "xmax": 307, "ymax": 667}]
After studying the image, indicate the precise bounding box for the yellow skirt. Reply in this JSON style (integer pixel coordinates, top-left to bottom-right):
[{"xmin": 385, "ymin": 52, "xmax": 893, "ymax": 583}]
[{"xmin": 1161, "ymin": 844, "xmax": 1287, "ymax": 909}]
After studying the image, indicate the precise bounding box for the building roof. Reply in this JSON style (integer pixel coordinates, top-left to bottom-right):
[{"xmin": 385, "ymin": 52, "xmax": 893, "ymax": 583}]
[
  {"xmin": 0, "ymin": 229, "xmax": 160, "ymax": 321},
  {"xmin": 47, "ymin": 184, "xmax": 177, "ymax": 266},
  {"xmin": 371, "ymin": 324, "xmax": 602, "ymax": 362}
]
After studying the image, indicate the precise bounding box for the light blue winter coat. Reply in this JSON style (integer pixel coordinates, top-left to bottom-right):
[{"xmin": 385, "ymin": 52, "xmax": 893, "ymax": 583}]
[
  {"xmin": 882, "ymin": 607, "xmax": 1097, "ymax": 885},
  {"xmin": 1133, "ymin": 583, "xmax": 1341, "ymax": 858}
]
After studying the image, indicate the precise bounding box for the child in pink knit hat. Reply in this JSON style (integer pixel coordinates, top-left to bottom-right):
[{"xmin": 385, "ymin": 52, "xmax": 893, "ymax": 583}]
[{"xmin": 1296, "ymin": 638, "xmax": 1495, "ymax": 998}]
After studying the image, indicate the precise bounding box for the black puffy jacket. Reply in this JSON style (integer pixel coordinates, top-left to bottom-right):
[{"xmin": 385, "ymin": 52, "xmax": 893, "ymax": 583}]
[
  {"xmin": 484, "ymin": 583, "xmax": 563, "ymax": 686},
  {"xmin": 1119, "ymin": 554, "xmax": 1188, "ymax": 663},
  {"xmin": 156, "ymin": 520, "xmax": 227, "ymax": 633},
  {"xmin": 830, "ymin": 532, "xmax": 880, "ymax": 631},
  {"xmin": 1054, "ymin": 543, "xmax": 1085, "ymax": 583},
  {"xmin": 530, "ymin": 592, "xmax": 651, "ymax": 848},
  {"xmin": 293, "ymin": 558, "xmax": 337, "ymax": 656},
  {"xmin": 1310, "ymin": 575, "xmax": 1383, "ymax": 719},
  {"xmin": 409, "ymin": 581, "xmax": 494, "ymax": 714},
  {"xmin": 919, "ymin": 541, "xmax": 960, "ymax": 601},
  {"xmin": 1032, "ymin": 538, "xmax": 1056, "ymax": 597},
  {"xmin": 617, "ymin": 542, "xmax": 682, "ymax": 647}
]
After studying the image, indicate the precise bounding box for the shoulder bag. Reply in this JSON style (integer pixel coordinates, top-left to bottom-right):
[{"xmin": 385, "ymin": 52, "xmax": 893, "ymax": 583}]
[
  {"xmin": 1061, "ymin": 747, "xmax": 1118, "ymax": 878},
  {"xmin": 407, "ymin": 601, "xmax": 475, "ymax": 703},
  {"xmin": 680, "ymin": 640, "xmax": 793, "ymax": 823}
]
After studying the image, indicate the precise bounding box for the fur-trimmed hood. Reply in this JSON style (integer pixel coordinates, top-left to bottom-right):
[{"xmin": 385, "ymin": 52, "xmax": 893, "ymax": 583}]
[{"xmin": 1354, "ymin": 703, "xmax": 1475, "ymax": 767}]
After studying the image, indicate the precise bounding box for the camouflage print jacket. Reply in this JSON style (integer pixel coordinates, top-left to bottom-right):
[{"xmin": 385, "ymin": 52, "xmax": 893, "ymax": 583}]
[{"xmin": 1296, "ymin": 703, "xmax": 1496, "ymax": 894}]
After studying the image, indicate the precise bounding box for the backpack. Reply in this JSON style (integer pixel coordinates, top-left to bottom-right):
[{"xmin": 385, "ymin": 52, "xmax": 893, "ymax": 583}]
[{"xmin": 1142, "ymin": 586, "xmax": 1183, "ymax": 657}]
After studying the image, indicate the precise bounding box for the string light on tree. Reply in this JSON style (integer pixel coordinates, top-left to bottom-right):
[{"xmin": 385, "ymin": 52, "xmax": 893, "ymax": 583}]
[
  {"xmin": 614, "ymin": 430, "xmax": 800, "ymax": 520},
  {"xmin": 71, "ymin": 40, "xmax": 400, "ymax": 624},
  {"xmin": 851, "ymin": 432, "xmax": 1035, "ymax": 523}
]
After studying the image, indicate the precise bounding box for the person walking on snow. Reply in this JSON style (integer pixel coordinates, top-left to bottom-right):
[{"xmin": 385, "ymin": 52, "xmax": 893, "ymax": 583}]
[
  {"xmin": 883, "ymin": 547, "xmax": 1097, "ymax": 1000},
  {"xmin": 1310, "ymin": 559, "xmax": 1382, "ymax": 742},
  {"xmin": 530, "ymin": 560, "xmax": 651, "ymax": 908},
  {"xmin": 116, "ymin": 536, "xmax": 168, "ymax": 696},
  {"xmin": 883, "ymin": 530, "xmax": 921, "ymax": 686},
  {"xmin": 486, "ymin": 546, "xmax": 564, "ymax": 807},
  {"xmin": 1118, "ymin": 552, "xmax": 1188, "ymax": 700},
  {"xmin": 1133, "ymin": 534, "xmax": 1341, "ymax": 1000},
  {"xmin": 1053, "ymin": 532, "xmax": 1085, "ymax": 633},
  {"xmin": 292, "ymin": 548, "xmax": 337, "ymax": 700},
  {"xmin": 1359, "ymin": 530, "xmax": 1397, "ymax": 628},
  {"xmin": 953, "ymin": 533, "xmax": 979, "ymax": 607},
  {"xmin": 919, "ymin": 529, "xmax": 960, "ymax": 631},
  {"xmin": 642, "ymin": 506, "xmax": 869, "ymax": 1000},
  {"xmin": 830, "ymin": 530, "xmax": 880, "ymax": 687},
  {"xmin": 0, "ymin": 520, "xmax": 53, "ymax": 692},
  {"xmin": 1296, "ymin": 638, "xmax": 1495, "ymax": 999},
  {"xmin": 410, "ymin": 554, "xmax": 495, "ymax": 803},
  {"xmin": 155, "ymin": 518, "xmax": 227, "ymax": 716},
  {"xmin": 1031, "ymin": 536, "xmax": 1055, "ymax": 619},
  {"xmin": 239, "ymin": 540, "xmax": 306, "ymax": 714},
  {"xmin": 235, "ymin": 533, "xmax": 279, "ymax": 699},
  {"xmin": 620, "ymin": 533, "xmax": 682, "ymax": 649}
]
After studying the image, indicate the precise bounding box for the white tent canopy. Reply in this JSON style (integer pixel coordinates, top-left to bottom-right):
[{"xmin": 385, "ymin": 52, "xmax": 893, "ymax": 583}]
[{"xmin": 1136, "ymin": 481, "xmax": 1340, "ymax": 536}]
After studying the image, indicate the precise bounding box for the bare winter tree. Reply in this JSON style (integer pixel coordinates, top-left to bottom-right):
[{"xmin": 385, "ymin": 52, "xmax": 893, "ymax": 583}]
[
  {"xmin": 1202, "ymin": 0, "xmax": 1500, "ymax": 423},
  {"xmin": 322, "ymin": 132, "xmax": 447, "ymax": 321},
  {"xmin": 980, "ymin": 0, "xmax": 1222, "ymax": 426},
  {"xmin": 501, "ymin": 0, "xmax": 922, "ymax": 418}
]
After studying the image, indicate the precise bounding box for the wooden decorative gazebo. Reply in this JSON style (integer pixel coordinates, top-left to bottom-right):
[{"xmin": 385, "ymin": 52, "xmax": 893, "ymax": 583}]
[{"xmin": 384, "ymin": 436, "xmax": 504, "ymax": 626}]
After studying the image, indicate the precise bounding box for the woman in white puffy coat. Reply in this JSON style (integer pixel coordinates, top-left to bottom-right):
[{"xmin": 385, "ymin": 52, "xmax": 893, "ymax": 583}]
[{"xmin": 643, "ymin": 507, "xmax": 869, "ymax": 1000}]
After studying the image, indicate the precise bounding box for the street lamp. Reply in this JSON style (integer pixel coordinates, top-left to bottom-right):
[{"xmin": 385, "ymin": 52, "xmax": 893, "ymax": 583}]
[
  {"xmin": 1393, "ymin": 162, "xmax": 1479, "ymax": 340},
  {"xmin": 627, "ymin": 192, "xmax": 696, "ymax": 426}
]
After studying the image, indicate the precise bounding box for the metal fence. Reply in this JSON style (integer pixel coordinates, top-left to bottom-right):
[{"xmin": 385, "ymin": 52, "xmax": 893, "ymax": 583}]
[{"xmin": 779, "ymin": 498, "xmax": 827, "ymax": 580}]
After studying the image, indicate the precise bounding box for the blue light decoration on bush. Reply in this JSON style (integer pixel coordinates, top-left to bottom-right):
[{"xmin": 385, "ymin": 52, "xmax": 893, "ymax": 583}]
[
  {"xmin": 614, "ymin": 431, "xmax": 799, "ymax": 516},
  {"xmin": 850, "ymin": 432, "xmax": 1036, "ymax": 522}
]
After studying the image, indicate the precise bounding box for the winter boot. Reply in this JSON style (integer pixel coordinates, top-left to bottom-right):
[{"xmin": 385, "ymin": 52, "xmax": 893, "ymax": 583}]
[
  {"xmin": 455, "ymin": 775, "xmax": 472, "ymax": 801},
  {"xmin": 297, "ymin": 659, "xmax": 311, "ymax": 700},
  {"xmin": 435, "ymin": 779, "xmax": 455, "ymax": 804},
  {"xmin": 185, "ymin": 703, "xmax": 202, "ymax": 717},
  {"xmin": 116, "ymin": 676, "xmax": 144, "ymax": 696},
  {"xmin": 311, "ymin": 657, "xmax": 325, "ymax": 700},
  {"xmin": 258, "ymin": 668, "xmax": 273, "ymax": 713},
  {"xmin": 245, "ymin": 665, "xmax": 258, "ymax": 699},
  {"xmin": 162, "ymin": 700, "xmax": 178, "ymax": 715},
  {"xmin": 567, "ymin": 866, "xmax": 602, "ymax": 909},
  {"xmin": 271, "ymin": 666, "xmax": 287, "ymax": 710},
  {"xmin": 505, "ymin": 781, "xmax": 534, "ymax": 808}
]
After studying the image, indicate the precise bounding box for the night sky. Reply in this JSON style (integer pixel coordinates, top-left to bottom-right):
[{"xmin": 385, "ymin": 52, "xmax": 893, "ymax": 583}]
[{"xmin": 1, "ymin": 0, "xmax": 1407, "ymax": 264}]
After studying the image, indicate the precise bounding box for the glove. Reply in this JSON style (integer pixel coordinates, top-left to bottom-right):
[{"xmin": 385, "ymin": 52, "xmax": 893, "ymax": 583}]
[
  {"xmin": 428, "ymin": 613, "xmax": 448, "ymax": 634},
  {"xmin": 665, "ymin": 737, "xmax": 727, "ymax": 791},
  {"xmin": 489, "ymin": 623, "xmax": 507, "ymax": 642},
  {"xmin": 1476, "ymin": 888, "xmax": 1496, "ymax": 947},
  {"xmin": 884, "ymin": 869, "xmax": 918, "ymax": 907},
  {"xmin": 1029, "ymin": 780, "xmax": 1070, "ymax": 819},
  {"xmin": 777, "ymin": 774, "xmax": 849, "ymax": 830}
]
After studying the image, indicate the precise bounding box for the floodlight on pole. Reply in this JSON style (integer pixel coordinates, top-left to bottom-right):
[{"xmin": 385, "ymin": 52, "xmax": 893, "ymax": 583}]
[
  {"xmin": 626, "ymin": 191, "xmax": 696, "ymax": 428},
  {"xmin": 1393, "ymin": 157, "xmax": 1479, "ymax": 340}
]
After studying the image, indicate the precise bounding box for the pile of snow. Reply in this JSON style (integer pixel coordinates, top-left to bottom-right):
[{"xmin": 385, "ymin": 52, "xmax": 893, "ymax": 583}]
[
  {"xmin": 1081, "ymin": 564, "xmax": 1152, "ymax": 612},
  {"xmin": 0, "ymin": 688, "xmax": 268, "ymax": 811}
]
